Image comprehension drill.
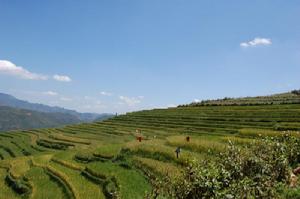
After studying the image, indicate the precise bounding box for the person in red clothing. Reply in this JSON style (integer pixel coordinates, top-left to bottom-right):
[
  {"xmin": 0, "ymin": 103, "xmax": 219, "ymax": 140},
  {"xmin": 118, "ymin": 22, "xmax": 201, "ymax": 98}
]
[{"xmin": 136, "ymin": 129, "xmax": 143, "ymax": 142}]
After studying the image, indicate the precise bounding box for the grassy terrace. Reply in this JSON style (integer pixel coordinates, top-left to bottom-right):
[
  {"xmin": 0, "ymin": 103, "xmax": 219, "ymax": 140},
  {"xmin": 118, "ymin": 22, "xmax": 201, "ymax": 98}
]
[{"xmin": 0, "ymin": 101, "xmax": 300, "ymax": 198}]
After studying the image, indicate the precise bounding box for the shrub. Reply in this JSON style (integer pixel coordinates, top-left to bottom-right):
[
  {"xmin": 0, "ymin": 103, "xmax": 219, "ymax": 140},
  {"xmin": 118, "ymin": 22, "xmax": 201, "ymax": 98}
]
[
  {"xmin": 74, "ymin": 151, "xmax": 97, "ymax": 163},
  {"xmin": 5, "ymin": 173, "xmax": 31, "ymax": 195},
  {"xmin": 151, "ymin": 135, "xmax": 298, "ymax": 199},
  {"xmin": 36, "ymin": 139, "xmax": 74, "ymax": 150},
  {"xmin": 291, "ymin": 90, "xmax": 300, "ymax": 95}
]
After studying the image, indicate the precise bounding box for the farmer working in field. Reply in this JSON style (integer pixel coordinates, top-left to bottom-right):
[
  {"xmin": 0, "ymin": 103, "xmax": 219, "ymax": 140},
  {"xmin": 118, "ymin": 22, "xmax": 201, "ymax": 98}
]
[
  {"xmin": 186, "ymin": 136, "xmax": 190, "ymax": 142},
  {"xmin": 175, "ymin": 147, "xmax": 181, "ymax": 158},
  {"xmin": 137, "ymin": 136, "xmax": 142, "ymax": 142}
]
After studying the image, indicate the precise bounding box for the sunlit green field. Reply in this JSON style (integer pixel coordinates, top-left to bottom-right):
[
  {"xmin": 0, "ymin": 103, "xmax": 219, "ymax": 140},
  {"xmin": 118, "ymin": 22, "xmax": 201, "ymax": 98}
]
[{"xmin": 1, "ymin": 103, "xmax": 300, "ymax": 198}]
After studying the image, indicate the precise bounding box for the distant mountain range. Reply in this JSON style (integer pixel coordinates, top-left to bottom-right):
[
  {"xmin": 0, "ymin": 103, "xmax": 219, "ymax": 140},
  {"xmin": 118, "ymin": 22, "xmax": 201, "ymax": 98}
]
[{"xmin": 0, "ymin": 93, "xmax": 113, "ymax": 131}]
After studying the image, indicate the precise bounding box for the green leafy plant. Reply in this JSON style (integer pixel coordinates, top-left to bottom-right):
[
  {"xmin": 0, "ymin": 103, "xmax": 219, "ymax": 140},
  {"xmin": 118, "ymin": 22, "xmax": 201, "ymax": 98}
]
[{"xmin": 151, "ymin": 135, "xmax": 298, "ymax": 199}]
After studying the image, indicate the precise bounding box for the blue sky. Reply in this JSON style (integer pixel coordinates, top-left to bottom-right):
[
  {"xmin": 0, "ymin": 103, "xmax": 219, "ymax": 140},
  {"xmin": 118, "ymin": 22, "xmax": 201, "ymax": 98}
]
[{"xmin": 0, "ymin": 0, "xmax": 299, "ymax": 113}]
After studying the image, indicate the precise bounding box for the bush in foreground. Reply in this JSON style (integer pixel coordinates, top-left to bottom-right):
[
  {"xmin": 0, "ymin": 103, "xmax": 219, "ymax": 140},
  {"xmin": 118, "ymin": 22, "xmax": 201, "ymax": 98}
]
[{"xmin": 149, "ymin": 135, "xmax": 300, "ymax": 199}]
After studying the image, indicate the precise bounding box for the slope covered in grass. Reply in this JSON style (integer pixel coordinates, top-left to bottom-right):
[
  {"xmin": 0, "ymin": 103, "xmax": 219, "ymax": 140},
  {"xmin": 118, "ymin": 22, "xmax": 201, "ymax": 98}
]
[
  {"xmin": 1, "ymin": 92, "xmax": 300, "ymax": 198},
  {"xmin": 184, "ymin": 91, "xmax": 300, "ymax": 106}
]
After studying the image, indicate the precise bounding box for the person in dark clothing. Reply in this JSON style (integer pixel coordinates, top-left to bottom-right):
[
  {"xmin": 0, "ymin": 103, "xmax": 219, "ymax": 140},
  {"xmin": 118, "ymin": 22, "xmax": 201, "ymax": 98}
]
[
  {"xmin": 186, "ymin": 136, "xmax": 190, "ymax": 142},
  {"xmin": 175, "ymin": 147, "xmax": 181, "ymax": 158}
]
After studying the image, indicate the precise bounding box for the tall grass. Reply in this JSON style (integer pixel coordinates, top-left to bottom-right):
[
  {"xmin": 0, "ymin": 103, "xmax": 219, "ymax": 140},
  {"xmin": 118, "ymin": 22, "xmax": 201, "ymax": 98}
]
[
  {"xmin": 93, "ymin": 144, "xmax": 122, "ymax": 159},
  {"xmin": 25, "ymin": 166, "xmax": 69, "ymax": 199},
  {"xmin": 1, "ymin": 102, "xmax": 300, "ymax": 198},
  {"xmin": 239, "ymin": 128, "xmax": 300, "ymax": 138},
  {"xmin": 49, "ymin": 161, "xmax": 105, "ymax": 199},
  {"xmin": 9, "ymin": 157, "xmax": 31, "ymax": 178},
  {"xmin": 87, "ymin": 161, "xmax": 151, "ymax": 199},
  {"xmin": 165, "ymin": 135, "xmax": 226, "ymax": 154},
  {"xmin": 0, "ymin": 168, "xmax": 19, "ymax": 199},
  {"xmin": 132, "ymin": 156, "xmax": 182, "ymax": 178},
  {"xmin": 123, "ymin": 140, "xmax": 203, "ymax": 165}
]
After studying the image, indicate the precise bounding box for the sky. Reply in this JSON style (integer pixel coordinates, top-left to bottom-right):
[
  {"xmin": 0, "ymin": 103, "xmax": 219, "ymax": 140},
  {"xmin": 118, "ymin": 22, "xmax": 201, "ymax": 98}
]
[{"xmin": 0, "ymin": 0, "xmax": 299, "ymax": 113}]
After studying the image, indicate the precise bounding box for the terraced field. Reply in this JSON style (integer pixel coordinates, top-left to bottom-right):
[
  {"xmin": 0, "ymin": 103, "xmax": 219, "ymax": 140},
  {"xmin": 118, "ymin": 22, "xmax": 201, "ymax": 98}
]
[
  {"xmin": 186, "ymin": 92, "xmax": 300, "ymax": 106},
  {"xmin": 1, "ymin": 101, "xmax": 300, "ymax": 198}
]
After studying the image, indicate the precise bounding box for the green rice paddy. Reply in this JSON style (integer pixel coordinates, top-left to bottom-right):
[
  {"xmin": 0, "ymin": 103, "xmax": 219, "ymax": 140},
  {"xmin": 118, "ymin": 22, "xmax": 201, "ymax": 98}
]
[{"xmin": 1, "ymin": 102, "xmax": 300, "ymax": 198}]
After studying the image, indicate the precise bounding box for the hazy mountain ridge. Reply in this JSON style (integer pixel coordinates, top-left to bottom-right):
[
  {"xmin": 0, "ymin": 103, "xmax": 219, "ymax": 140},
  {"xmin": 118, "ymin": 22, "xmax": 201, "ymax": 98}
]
[
  {"xmin": 0, "ymin": 93, "xmax": 114, "ymax": 131},
  {"xmin": 0, "ymin": 106, "xmax": 82, "ymax": 131},
  {"xmin": 0, "ymin": 93, "xmax": 112, "ymax": 122}
]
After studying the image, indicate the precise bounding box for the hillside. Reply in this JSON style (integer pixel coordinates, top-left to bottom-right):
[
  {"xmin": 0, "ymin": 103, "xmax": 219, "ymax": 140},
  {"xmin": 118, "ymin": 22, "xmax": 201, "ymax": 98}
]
[
  {"xmin": 0, "ymin": 93, "xmax": 112, "ymax": 122},
  {"xmin": 183, "ymin": 91, "xmax": 300, "ymax": 106},
  {"xmin": 1, "ymin": 94, "xmax": 300, "ymax": 198},
  {"xmin": 0, "ymin": 106, "xmax": 81, "ymax": 131}
]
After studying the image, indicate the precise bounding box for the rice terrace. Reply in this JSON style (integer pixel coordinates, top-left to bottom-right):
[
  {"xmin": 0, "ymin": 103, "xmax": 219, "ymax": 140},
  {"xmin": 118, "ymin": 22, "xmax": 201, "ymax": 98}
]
[
  {"xmin": 0, "ymin": 92, "xmax": 300, "ymax": 198},
  {"xmin": 1, "ymin": 1, "xmax": 300, "ymax": 198}
]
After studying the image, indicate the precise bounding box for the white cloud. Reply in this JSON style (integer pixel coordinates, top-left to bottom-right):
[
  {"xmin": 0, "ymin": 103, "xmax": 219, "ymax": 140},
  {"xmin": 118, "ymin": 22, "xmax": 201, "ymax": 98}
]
[
  {"xmin": 96, "ymin": 100, "xmax": 102, "ymax": 105},
  {"xmin": 100, "ymin": 91, "xmax": 113, "ymax": 96},
  {"xmin": 53, "ymin": 74, "xmax": 72, "ymax": 82},
  {"xmin": 167, "ymin": 104, "xmax": 177, "ymax": 108},
  {"xmin": 0, "ymin": 60, "xmax": 48, "ymax": 80},
  {"xmin": 84, "ymin": 96, "xmax": 95, "ymax": 100},
  {"xmin": 43, "ymin": 91, "xmax": 58, "ymax": 96},
  {"xmin": 240, "ymin": 37, "xmax": 272, "ymax": 48},
  {"xmin": 60, "ymin": 97, "xmax": 72, "ymax": 101},
  {"xmin": 194, "ymin": 99, "xmax": 201, "ymax": 103},
  {"xmin": 0, "ymin": 60, "xmax": 73, "ymax": 83},
  {"xmin": 83, "ymin": 105, "xmax": 92, "ymax": 109},
  {"xmin": 119, "ymin": 95, "xmax": 142, "ymax": 106}
]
